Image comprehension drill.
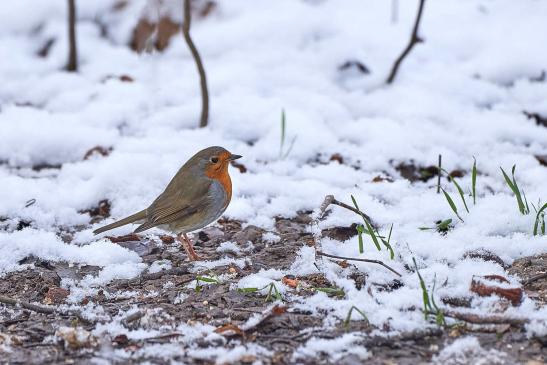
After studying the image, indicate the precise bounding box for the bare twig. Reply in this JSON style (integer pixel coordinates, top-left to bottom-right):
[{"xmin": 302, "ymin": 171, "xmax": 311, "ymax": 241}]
[
  {"xmin": 0, "ymin": 294, "xmax": 90, "ymax": 323},
  {"xmin": 122, "ymin": 310, "xmax": 144, "ymax": 326},
  {"xmin": 443, "ymin": 310, "xmax": 529, "ymax": 326},
  {"xmin": 521, "ymin": 272, "xmax": 547, "ymax": 286},
  {"xmin": 0, "ymin": 295, "xmax": 55, "ymax": 315},
  {"xmin": 436, "ymin": 154, "xmax": 442, "ymax": 194},
  {"xmin": 319, "ymin": 195, "xmax": 372, "ymax": 222},
  {"xmin": 316, "ymin": 251, "xmax": 402, "ymax": 277},
  {"xmin": 182, "ymin": 0, "xmax": 209, "ymax": 128},
  {"xmin": 386, "ymin": 0, "xmax": 426, "ymax": 84},
  {"xmin": 66, "ymin": 0, "xmax": 78, "ymax": 72}
]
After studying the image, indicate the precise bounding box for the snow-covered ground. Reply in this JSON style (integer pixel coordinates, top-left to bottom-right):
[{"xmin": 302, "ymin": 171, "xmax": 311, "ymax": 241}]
[{"xmin": 1, "ymin": 0, "xmax": 546, "ymax": 362}]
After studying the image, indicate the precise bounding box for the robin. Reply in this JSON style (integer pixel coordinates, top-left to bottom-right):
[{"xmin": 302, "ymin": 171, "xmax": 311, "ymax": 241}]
[{"xmin": 93, "ymin": 146, "xmax": 242, "ymax": 261}]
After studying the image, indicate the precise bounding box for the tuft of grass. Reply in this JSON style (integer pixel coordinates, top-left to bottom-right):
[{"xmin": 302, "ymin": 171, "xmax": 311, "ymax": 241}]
[
  {"xmin": 195, "ymin": 275, "xmax": 220, "ymax": 292},
  {"xmin": 264, "ymin": 283, "xmax": 283, "ymax": 302},
  {"xmin": 441, "ymin": 188, "xmax": 464, "ymax": 222},
  {"xmin": 412, "ymin": 258, "xmax": 445, "ymax": 326},
  {"xmin": 344, "ymin": 306, "xmax": 369, "ymax": 330},
  {"xmin": 356, "ymin": 224, "xmax": 365, "ymax": 254},
  {"xmin": 500, "ymin": 165, "xmax": 530, "ymax": 215},
  {"xmin": 237, "ymin": 283, "xmax": 283, "ymax": 302},
  {"xmin": 279, "ymin": 109, "xmax": 296, "ymax": 159},
  {"xmin": 471, "ymin": 157, "xmax": 477, "ymax": 205},
  {"xmin": 442, "ymin": 169, "xmax": 469, "ymax": 213},
  {"xmin": 430, "ymin": 274, "xmax": 445, "ymax": 326},
  {"xmin": 532, "ymin": 202, "xmax": 547, "ymax": 236},
  {"xmin": 351, "ymin": 195, "xmax": 395, "ymax": 258},
  {"xmin": 314, "ymin": 287, "xmax": 345, "ymax": 298},
  {"xmin": 363, "ymin": 218, "xmax": 382, "ymax": 251},
  {"xmin": 419, "ymin": 219, "xmax": 453, "ymax": 235}
]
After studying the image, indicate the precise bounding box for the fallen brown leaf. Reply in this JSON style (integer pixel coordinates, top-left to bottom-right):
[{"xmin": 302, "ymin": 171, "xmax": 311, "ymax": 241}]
[
  {"xmin": 214, "ymin": 323, "xmax": 244, "ymax": 337},
  {"xmin": 44, "ymin": 287, "xmax": 69, "ymax": 305},
  {"xmin": 282, "ymin": 275, "xmax": 298, "ymax": 288},
  {"xmin": 159, "ymin": 235, "xmax": 175, "ymax": 244},
  {"xmin": 106, "ymin": 234, "xmax": 140, "ymax": 243},
  {"xmin": 470, "ymin": 276, "xmax": 523, "ymax": 306}
]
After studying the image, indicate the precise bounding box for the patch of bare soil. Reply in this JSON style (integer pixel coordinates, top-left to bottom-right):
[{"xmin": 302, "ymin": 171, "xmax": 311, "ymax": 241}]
[{"xmin": 0, "ymin": 214, "xmax": 545, "ymax": 364}]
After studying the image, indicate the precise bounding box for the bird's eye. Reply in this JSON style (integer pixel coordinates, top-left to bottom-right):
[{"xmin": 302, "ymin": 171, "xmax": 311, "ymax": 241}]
[{"xmin": 210, "ymin": 157, "xmax": 219, "ymax": 163}]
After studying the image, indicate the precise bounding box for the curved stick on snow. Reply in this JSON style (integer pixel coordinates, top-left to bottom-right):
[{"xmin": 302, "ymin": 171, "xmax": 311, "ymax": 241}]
[
  {"xmin": 182, "ymin": 0, "xmax": 209, "ymax": 128},
  {"xmin": 316, "ymin": 251, "xmax": 402, "ymax": 277},
  {"xmin": 443, "ymin": 310, "xmax": 529, "ymax": 326},
  {"xmin": 319, "ymin": 195, "xmax": 372, "ymax": 222},
  {"xmin": 386, "ymin": 0, "xmax": 426, "ymax": 84}
]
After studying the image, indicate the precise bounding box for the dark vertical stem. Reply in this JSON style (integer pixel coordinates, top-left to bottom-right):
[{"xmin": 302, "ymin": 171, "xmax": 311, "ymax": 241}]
[
  {"xmin": 391, "ymin": 0, "xmax": 398, "ymax": 24},
  {"xmin": 182, "ymin": 0, "xmax": 209, "ymax": 128},
  {"xmin": 437, "ymin": 154, "xmax": 442, "ymax": 194},
  {"xmin": 66, "ymin": 0, "xmax": 78, "ymax": 72},
  {"xmin": 386, "ymin": 0, "xmax": 426, "ymax": 84}
]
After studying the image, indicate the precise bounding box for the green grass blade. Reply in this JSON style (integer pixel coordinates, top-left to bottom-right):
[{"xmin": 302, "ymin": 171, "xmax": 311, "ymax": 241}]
[
  {"xmin": 501, "ymin": 166, "xmax": 525, "ymax": 214},
  {"xmin": 533, "ymin": 203, "xmax": 547, "ymax": 236},
  {"xmin": 364, "ymin": 219, "xmax": 382, "ymax": 251},
  {"xmin": 430, "ymin": 275, "xmax": 446, "ymax": 326},
  {"xmin": 282, "ymin": 136, "xmax": 297, "ymax": 159},
  {"xmin": 344, "ymin": 306, "xmax": 369, "ymax": 329},
  {"xmin": 387, "ymin": 223, "xmax": 393, "ymax": 244},
  {"xmin": 356, "ymin": 224, "xmax": 364, "ymax": 254},
  {"xmin": 315, "ymin": 287, "xmax": 345, "ymax": 297},
  {"xmin": 379, "ymin": 225, "xmax": 395, "ymax": 259},
  {"xmin": 413, "ymin": 258, "xmax": 432, "ymax": 319},
  {"xmin": 523, "ymin": 191, "xmax": 530, "ymax": 215},
  {"xmin": 472, "ymin": 157, "xmax": 477, "ymax": 205},
  {"xmin": 442, "ymin": 168, "xmax": 469, "ymax": 213},
  {"xmin": 238, "ymin": 287, "xmax": 259, "ymax": 293},
  {"xmin": 510, "ymin": 166, "xmax": 527, "ymax": 213},
  {"xmin": 196, "ymin": 276, "xmax": 218, "ymax": 283},
  {"xmin": 441, "ymin": 188, "xmax": 464, "ymax": 222},
  {"xmin": 500, "ymin": 166, "xmax": 517, "ymax": 192},
  {"xmin": 350, "ymin": 195, "xmax": 360, "ymax": 211}
]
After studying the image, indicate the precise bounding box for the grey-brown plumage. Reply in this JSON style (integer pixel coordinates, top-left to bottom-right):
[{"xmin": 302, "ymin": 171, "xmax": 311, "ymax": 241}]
[{"xmin": 93, "ymin": 147, "xmax": 240, "ymax": 244}]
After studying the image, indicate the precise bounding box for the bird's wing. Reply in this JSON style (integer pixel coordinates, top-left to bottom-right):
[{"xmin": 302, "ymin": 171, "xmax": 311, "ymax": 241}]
[{"xmin": 134, "ymin": 176, "xmax": 212, "ymax": 233}]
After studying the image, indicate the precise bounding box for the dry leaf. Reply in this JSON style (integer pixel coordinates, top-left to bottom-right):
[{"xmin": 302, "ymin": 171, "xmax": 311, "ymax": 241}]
[
  {"xmin": 282, "ymin": 275, "xmax": 298, "ymax": 288},
  {"xmin": 44, "ymin": 287, "xmax": 69, "ymax": 305},
  {"xmin": 470, "ymin": 276, "xmax": 523, "ymax": 306}
]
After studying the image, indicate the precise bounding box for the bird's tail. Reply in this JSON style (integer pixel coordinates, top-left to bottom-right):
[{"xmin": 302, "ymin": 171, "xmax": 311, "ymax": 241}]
[{"xmin": 93, "ymin": 209, "xmax": 147, "ymax": 235}]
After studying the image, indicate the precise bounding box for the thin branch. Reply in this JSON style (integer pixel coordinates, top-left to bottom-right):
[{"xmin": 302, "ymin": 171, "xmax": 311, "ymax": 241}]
[
  {"xmin": 316, "ymin": 251, "xmax": 402, "ymax": 277},
  {"xmin": 436, "ymin": 154, "xmax": 442, "ymax": 194},
  {"xmin": 0, "ymin": 295, "xmax": 55, "ymax": 315},
  {"xmin": 122, "ymin": 310, "xmax": 144, "ymax": 326},
  {"xmin": 0, "ymin": 294, "xmax": 90, "ymax": 323},
  {"xmin": 182, "ymin": 0, "xmax": 209, "ymax": 128},
  {"xmin": 386, "ymin": 0, "xmax": 426, "ymax": 84},
  {"xmin": 521, "ymin": 272, "xmax": 547, "ymax": 286},
  {"xmin": 443, "ymin": 310, "xmax": 528, "ymax": 326},
  {"xmin": 319, "ymin": 195, "xmax": 372, "ymax": 222},
  {"xmin": 66, "ymin": 0, "xmax": 78, "ymax": 72}
]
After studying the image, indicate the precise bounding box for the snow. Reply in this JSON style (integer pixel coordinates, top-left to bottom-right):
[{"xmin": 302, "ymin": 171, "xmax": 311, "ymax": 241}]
[
  {"xmin": 292, "ymin": 333, "xmax": 370, "ymax": 362},
  {"xmin": 1, "ymin": 0, "xmax": 547, "ymax": 362},
  {"xmin": 433, "ymin": 336, "xmax": 508, "ymax": 365}
]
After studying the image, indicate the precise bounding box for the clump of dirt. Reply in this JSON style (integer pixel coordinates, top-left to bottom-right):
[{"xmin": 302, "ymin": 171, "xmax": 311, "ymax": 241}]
[{"xmin": 508, "ymin": 253, "xmax": 547, "ymax": 305}]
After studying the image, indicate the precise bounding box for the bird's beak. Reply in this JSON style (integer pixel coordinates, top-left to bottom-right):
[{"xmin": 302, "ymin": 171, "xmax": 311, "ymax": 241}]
[{"xmin": 229, "ymin": 154, "xmax": 242, "ymax": 161}]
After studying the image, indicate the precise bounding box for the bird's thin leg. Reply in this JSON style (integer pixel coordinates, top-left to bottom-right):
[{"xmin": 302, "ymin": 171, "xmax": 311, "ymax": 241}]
[{"xmin": 177, "ymin": 233, "xmax": 201, "ymax": 261}]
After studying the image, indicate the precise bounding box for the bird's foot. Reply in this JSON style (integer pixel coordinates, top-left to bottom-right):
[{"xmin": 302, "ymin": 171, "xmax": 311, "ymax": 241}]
[{"xmin": 178, "ymin": 233, "xmax": 203, "ymax": 261}]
